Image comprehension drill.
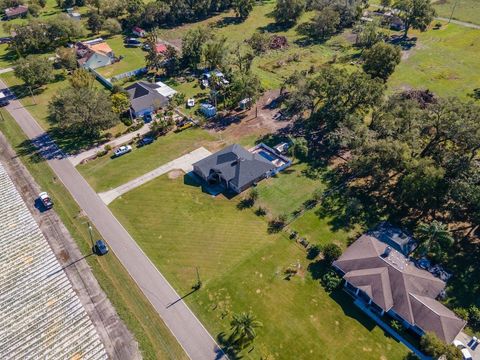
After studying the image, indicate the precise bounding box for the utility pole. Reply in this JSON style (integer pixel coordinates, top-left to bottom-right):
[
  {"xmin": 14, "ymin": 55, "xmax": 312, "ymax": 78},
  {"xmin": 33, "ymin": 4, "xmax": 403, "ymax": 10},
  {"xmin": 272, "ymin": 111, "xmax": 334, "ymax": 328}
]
[
  {"xmin": 449, "ymin": 0, "xmax": 458, "ymax": 23},
  {"xmin": 28, "ymin": 86, "xmax": 37, "ymax": 105},
  {"xmin": 193, "ymin": 267, "xmax": 202, "ymax": 290},
  {"xmin": 87, "ymin": 222, "xmax": 94, "ymax": 249}
]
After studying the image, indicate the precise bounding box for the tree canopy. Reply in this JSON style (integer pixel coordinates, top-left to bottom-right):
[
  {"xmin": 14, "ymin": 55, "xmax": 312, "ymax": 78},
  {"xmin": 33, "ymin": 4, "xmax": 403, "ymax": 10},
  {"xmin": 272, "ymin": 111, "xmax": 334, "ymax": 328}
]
[
  {"xmin": 14, "ymin": 55, "xmax": 54, "ymax": 88},
  {"xmin": 362, "ymin": 42, "xmax": 401, "ymax": 81},
  {"xmin": 394, "ymin": 0, "xmax": 435, "ymax": 37},
  {"xmin": 49, "ymin": 72, "xmax": 118, "ymax": 138},
  {"xmin": 273, "ymin": 0, "xmax": 306, "ymax": 26}
]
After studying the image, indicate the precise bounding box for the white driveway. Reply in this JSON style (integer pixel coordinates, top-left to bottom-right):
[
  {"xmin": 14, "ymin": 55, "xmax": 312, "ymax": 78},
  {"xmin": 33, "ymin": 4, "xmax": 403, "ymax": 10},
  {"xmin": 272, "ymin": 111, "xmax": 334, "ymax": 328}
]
[
  {"xmin": 99, "ymin": 147, "xmax": 211, "ymax": 204},
  {"xmin": 69, "ymin": 126, "xmax": 151, "ymax": 166}
]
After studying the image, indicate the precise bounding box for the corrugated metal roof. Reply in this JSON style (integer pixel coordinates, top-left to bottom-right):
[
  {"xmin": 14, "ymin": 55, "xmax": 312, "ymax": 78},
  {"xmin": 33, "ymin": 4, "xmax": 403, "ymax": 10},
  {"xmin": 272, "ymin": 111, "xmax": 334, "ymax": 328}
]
[{"xmin": 0, "ymin": 163, "xmax": 107, "ymax": 359}]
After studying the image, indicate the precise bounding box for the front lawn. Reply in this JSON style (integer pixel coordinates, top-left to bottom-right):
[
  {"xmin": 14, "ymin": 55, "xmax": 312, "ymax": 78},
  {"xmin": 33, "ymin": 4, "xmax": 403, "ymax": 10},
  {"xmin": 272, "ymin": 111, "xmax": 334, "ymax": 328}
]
[
  {"xmin": 0, "ymin": 110, "xmax": 187, "ymax": 360},
  {"xmin": 109, "ymin": 173, "xmax": 409, "ymax": 359},
  {"xmin": 78, "ymin": 128, "xmax": 218, "ymax": 192}
]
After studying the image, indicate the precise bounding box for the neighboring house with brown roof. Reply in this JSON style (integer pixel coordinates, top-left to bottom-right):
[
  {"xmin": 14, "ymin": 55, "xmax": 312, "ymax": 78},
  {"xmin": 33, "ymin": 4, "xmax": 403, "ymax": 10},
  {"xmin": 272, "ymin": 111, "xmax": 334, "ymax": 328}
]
[
  {"xmin": 4, "ymin": 5, "xmax": 28, "ymax": 19},
  {"xmin": 75, "ymin": 38, "xmax": 115, "ymax": 70},
  {"xmin": 333, "ymin": 228, "xmax": 465, "ymax": 344}
]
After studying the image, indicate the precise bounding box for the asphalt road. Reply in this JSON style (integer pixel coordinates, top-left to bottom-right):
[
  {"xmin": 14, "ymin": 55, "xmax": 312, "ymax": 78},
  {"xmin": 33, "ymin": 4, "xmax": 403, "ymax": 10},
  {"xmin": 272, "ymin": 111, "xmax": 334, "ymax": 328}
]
[{"xmin": 0, "ymin": 80, "xmax": 226, "ymax": 360}]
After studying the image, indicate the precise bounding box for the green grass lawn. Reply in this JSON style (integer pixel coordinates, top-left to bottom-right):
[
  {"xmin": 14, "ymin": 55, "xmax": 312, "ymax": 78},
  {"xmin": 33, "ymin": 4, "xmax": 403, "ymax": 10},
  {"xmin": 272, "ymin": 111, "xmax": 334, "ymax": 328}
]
[
  {"xmin": 370, "ymin": 0, "xmax": 480, "ymax": 25},
  {"xmin": 255, "ymin": 162, "xmax": 325, "ymax": 219},
  {"xmin": 432, "ymin": 0, "xmax": 480, "ymax": 24},
  {"xmin": 109, "ymin": 173, "xmax": 409, "ymax": 359},
  {"xmin": 0, "ymin": 110, "xmax": 187, "ymax": 360},
  {"xmin": 0, "ymin": 70, "xmax": 69, "ymax": 129},
  {"xmin": 388, "ymin": 23, "xmax": 480, "ymax": 98},
  {"xmin": 0, "ymin": 0, "xmax": 90, "ymax": 37},
  {"xmin": 78, "ymin": 128, "xmax": 218, "ymax": 192},
  {"xmin": 96, "ymin": 35, "xmax": 147, "ymax": 78}
]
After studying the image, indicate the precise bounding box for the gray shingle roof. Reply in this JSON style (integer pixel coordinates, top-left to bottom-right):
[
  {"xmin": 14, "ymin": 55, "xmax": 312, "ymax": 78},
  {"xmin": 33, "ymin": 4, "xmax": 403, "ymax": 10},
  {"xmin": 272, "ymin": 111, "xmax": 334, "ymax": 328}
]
[
  {"xmin": 193, "ymin": 144, "xmax": 276, "ymax": 190},
  {"xmin": 125, "ymin": 81, "xmax": 168, "ymax": 114},
  {"xmin": 333, "ymin": 233, "xmax": 466, "ymax": 343}
]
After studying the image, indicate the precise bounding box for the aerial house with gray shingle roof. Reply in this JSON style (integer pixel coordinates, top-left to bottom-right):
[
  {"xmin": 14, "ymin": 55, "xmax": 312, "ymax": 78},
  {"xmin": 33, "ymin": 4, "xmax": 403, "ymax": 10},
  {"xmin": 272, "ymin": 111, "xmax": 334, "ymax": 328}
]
[
  {"xmin": 333, "ymin": 228, "xmax": 466, "ymax": 344},
  {"xmin": 193, "ymin": 144, "xmax": 277, "ymax": 194}
]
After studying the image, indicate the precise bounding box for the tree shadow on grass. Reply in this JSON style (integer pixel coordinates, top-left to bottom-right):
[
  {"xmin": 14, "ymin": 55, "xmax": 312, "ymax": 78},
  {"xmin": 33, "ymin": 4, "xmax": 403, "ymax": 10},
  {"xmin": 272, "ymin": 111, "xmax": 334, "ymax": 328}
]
[
  {"xmin": 212, "ymin": 16, "xmax": 243, "ymax": 29},
  {"xmin": 389, "ymin": 35, "xmax": 417, "ymax": 51},
  {"xmin": 216, "ymin": 332, "xmax": 244, "ymax": 360},
  {"xmin": 293, "ymin": 22, "xmax": 333, "ymax": 48},
  {"xmin": 48, "ymin": 127, "xmax": 103, "ymax": 155}
]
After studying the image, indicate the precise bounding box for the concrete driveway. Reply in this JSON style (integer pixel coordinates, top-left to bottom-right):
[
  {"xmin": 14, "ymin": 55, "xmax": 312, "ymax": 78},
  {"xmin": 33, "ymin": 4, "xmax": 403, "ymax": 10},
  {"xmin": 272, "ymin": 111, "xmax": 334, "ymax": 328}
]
[
  {"xmin": 99, "ymin": 147, "xmax": 211, "ymax": 204},
  {"xmin": 0, "ymin": 79, "xmax": 227, "ymax": 360}
]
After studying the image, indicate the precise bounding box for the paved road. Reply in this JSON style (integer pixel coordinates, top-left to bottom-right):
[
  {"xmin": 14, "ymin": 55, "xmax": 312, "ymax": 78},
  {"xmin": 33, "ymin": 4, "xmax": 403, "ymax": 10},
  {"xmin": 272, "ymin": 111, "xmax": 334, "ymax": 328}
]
[
  {"xmin": 0, "ymin": 80, "xmax": 226, "ymax": 360},
  {"xmin": 435, "ymin": 17, "xmax": 480, "ymax": 29},
  {"xmin": 99, "ymin": 147, "xmax": 211, "ymax": 205},
  {"xmin": 69, "ymin": 125, "xmax": 151, "ymax": 166}
]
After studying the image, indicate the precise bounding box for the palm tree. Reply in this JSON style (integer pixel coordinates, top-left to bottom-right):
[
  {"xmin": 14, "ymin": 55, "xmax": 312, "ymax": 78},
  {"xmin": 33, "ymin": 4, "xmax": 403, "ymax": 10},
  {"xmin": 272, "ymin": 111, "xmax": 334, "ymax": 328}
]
[
  {"xmin": 229, "ymin": 312, "xmax": 262, "ymax": 349},
  {"xmin": 415, "ymin": 220, "xmax": 454, "ymax": 262}
]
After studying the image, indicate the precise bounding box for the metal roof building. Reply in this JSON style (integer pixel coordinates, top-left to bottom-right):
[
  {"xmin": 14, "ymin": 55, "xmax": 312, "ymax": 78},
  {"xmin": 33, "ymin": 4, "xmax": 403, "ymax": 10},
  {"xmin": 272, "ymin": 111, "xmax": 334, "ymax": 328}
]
[{"xmin": 0, "ymin": 163, "xmax": 107, "ymax": 359}]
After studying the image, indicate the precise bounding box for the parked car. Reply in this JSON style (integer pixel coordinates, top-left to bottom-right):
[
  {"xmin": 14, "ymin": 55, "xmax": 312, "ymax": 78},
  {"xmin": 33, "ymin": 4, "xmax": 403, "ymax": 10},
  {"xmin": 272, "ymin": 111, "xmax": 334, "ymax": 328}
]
[
  {"xmin": 187, "ymin": 98, "xmax": 195, "ymax": 108},
  {"xmin": 143, "ymin": 113, "xmax": 153, "ymax": 123},
  {"xmin": 94, "ymin": 239, "xmax": 109, "ymax": 255},
  {"xmin": 125, "ymin": 38, "xmax": 142, "ymax": 47},
  {"xmin": 0, "ymin": 91, "xmax": 9, "ymax": 106},
  {"xmin": 39, "ymin": 192, "xmax": 53, "ymax": 209},
  {"xmin": 453, "ymin": 340, "xmax": 473, "ymax": 360},
  {"xmin": 138, "ymin": 136, "xmax": 154, "ymax": 147},
  {"xmin": 113, "ymin": 145, "xmax": 132, "ymax": 157}
]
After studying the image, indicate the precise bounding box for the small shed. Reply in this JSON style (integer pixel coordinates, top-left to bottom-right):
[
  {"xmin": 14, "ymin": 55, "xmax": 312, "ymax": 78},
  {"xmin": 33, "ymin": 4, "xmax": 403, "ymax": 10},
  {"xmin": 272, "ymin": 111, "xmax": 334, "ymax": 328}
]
[
  {"xmin": 4, "ymin": 5, "xmax": 28, "ymax": 19},
  {"xmin": 200, "ymin": 104, "xmax": 216, "ymax": 118},
  {"xmin": 132, "ymin": 26, "xmax": 146, "ymax": 37}
]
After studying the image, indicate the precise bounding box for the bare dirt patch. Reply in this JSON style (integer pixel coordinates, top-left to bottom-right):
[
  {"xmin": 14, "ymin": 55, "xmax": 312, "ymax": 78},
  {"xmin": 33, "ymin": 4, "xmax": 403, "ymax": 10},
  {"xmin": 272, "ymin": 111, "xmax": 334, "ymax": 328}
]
[
  {"xmin": 206, "ymin": 89, "xmax": 292, "ymax": 143},
  {"xmin": 168, "ymin": 169, "xmax": 184, "ymax": 179}
]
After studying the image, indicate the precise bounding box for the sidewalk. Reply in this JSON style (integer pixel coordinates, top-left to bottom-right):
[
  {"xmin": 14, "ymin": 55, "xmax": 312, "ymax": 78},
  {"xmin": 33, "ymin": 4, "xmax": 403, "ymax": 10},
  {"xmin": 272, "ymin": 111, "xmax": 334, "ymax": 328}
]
[
  {"xmin": 69, "ymin": 125, "xmax": 151, "ymax": 166},
  {"xmin": 98, "ymin": 147, "xmax": 211, "ymax": 204}
]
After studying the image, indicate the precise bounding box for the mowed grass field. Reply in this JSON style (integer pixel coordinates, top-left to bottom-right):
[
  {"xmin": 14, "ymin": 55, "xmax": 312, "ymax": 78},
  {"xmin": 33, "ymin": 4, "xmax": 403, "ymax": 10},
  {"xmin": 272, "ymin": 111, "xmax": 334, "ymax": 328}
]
[
  {"xmin": 255, "ymin": 163, "xmax": 325, "ymax": 219},
  {"xmin": 0, "ymin": 110, "xmax": 187, "ymax": 360},
  {"xmin": 389, "ymin": 23, "xmax": 480, "ymax": 98},
  {"xmin": 78, "ymin": 128, "xmax": 218, "ymax": 192},
  {"xmin": 432, "ymin": 0, "xmax": 480, "ymax": 24},
  {"xmin": 109, "ymin": 173, "xmax": 409, "ymax": 359}
]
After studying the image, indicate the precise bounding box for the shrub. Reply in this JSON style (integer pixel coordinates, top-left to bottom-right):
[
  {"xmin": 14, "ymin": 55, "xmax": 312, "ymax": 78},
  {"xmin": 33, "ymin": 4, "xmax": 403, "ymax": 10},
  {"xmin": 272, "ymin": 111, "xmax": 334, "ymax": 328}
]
[
  {"xmin": 104, "ymin": 144, "xmax": 112, "ymax": 151},
  {"xmin": 289, "ymin": 230, "xmax": 298, "ymax": 239},
  {"xmin": 96, "ymin": 149, "xmax": 108, "ymax": 157},
  {"xmin": 322, "ymin": 243, "xmax": 342, "ymax": 264},
  {"xmin": 390, "ymin": 320, "xmax": 402, "ymax": 332},
  {"xmin": 268, "ymin": 214, "xmax": 287, "ymax": 233},
  {"xmin": 453, "ymin": 307, "xmax": 469, "ymax": 321},
  {"xmin": 255, "ymin": 207, "xmax": 267, "ymax": 216},
  {"xmin": 307, "ymin": 244, "xmax": 321, "ymax": 260},
  {"xmin": 468, "ymin": 305, "xmax": 480, "ymax": 331},
  {"xmin": 121, "ymin": 117, "xmax": 133, "ymax": 126},
  {"xmin": 321, "ymin": 270, "xmax": 342, "ymax": 292}
]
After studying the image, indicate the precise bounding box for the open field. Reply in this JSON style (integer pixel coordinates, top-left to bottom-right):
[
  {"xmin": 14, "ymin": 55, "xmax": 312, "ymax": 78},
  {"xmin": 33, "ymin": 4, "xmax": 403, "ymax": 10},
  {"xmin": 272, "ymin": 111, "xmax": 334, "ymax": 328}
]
[
  {"xmin": 432, "ymin": 0, "xmax": 480, "ymax": 24},
  {"xmin": 0, "ymin": 110, "xmax": 187, "ymax": 360},
  {"xmin": 78, "ymin": 128, "xmax": 218, "ymax": 192},
  {"xmin": 370, "ymin": 0, "xmax": 480, "ymax": 25},
  {"xmin": 109, "ymin": 172, "xmax": 409, "ymax": 359},
  {"xmin": 389, "ymin": 22, "xmax": 480, "ymax": 98}
]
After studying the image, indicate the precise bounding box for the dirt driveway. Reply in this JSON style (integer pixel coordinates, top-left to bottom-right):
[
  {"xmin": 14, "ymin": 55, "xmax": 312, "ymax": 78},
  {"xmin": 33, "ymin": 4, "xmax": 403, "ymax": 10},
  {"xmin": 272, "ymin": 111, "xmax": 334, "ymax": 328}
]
[{"xmin": 206, "ymin": 89, "xmax": 292, "ymax": 143}]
